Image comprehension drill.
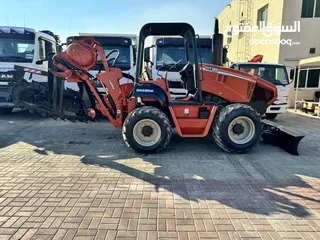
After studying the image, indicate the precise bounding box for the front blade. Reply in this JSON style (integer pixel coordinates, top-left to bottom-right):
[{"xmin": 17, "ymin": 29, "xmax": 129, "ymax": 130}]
[{"xmin": 262, "ymin": 120, "xmax": 306, "ymax": 155}]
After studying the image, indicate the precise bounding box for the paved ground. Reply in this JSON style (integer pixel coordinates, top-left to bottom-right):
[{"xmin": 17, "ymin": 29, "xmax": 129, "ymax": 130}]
[{"xmin": 0, "ymin": 110, "xmax": 319, "ymax": 240}]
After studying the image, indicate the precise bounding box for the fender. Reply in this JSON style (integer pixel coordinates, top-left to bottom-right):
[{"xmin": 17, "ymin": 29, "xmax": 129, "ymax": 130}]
[{"xmin": 133, "ymin": 83, "xmax": 168, "ymax": 106}]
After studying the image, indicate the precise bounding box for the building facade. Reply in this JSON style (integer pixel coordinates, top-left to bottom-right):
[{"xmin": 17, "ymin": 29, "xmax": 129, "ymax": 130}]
[{"xmin": 218, "ymin": 0, "xmax": 320, "ymax": 107}]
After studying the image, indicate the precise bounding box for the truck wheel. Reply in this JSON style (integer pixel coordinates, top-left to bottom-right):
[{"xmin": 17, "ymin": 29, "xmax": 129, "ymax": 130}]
[
  {"xmin": 122, "ymin": 106, "xmax": 172, "ymax": 153},
  {"xmin": 265, "ymin": 113, "xmax": 278, "ymax": 120},
  {"xmin": 212, "ymin": 104, "xmax": 261, "ymax": 153},
  {"xmin": 0, "ymin": 108, "xmax": 13, "ymax": 115}
]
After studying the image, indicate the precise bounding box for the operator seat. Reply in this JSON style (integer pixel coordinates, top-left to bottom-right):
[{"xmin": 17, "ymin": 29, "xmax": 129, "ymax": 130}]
[{"xmin": 179, "ymin": 62, "xmax": 196, "ymax": 94}]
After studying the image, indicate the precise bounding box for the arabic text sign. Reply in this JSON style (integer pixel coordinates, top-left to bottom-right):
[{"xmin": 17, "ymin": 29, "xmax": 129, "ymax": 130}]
[{"xmin": 223, "ymin": 21, "xmax": 301, "ymax": 38}]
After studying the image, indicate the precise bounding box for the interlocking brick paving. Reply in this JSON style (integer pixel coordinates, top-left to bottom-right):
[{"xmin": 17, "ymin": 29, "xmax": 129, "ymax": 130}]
[{"xmin": 0, "ymin": 110, "xmax": 319, "ymax": 239}]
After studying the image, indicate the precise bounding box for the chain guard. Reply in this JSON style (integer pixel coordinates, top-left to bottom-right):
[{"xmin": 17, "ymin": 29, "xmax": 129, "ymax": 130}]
[{"xmin": 9, "ymin": 80, "xmax": 93, "ymax": 123}]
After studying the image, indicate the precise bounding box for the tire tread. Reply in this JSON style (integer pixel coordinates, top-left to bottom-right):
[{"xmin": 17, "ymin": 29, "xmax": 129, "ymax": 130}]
[
  {"xmin": 122, "ymin": 106, "xmax": 172, "ymax": 153},
  {"xmin": 212, "ymin": 103, "xmax": 261, "ymax": 153}
]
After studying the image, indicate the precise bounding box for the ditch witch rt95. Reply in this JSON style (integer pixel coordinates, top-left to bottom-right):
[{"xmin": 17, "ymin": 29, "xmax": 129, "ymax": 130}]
[{"xmin": 10, "ymin": 21, "xmax": 305, "ymax": 155}]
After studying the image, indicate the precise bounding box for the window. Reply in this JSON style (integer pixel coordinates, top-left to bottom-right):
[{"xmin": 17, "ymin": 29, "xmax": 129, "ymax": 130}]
[
  {"xmin": 238, "ymin": 64, "xmax": 289, "ymax": 85},
  {"xmin": 295, "ymin": 68, "xmax": 320, "ymax": 88},
  {"xmin": 239, "ymin": 21, "xmax": 245, "ymax": 39},
  {"xmin": 0, "ymin": 37, "xmax": 35, "ymax": 63},
  {"xmin": 227, "ymin": 28, "xmax": 232, "ymax": 44},
  {"xmin": 93, "ymin": 45, "xmax": 131, "ymax": 71},
  {"xmin": 301, "ymin": 0, "xmax": 320, "ymax": 18},
  {"xmin": 39, "ymin": 40, "xmax": 45, "ymax": 60},
  {"xmin": 155, "ymin": 45, "xmax": 212, "ymax": 71},
  {"xmin": 17, "ymin": 43, "xmax": 29, "ymax": 53},
  {"xmin": 310, "ymin": 48, "xmax": 316, "ymax": 54},
  {"xmin": 38, "ymin": 38, "xmax": 56, "ymax": 60},
  {"xmin": 258, "ymin": 5, "xmax": 268, "ymax": 26},
  {"xmin": 45, "ymin": 40, "xmax": 55, "ymax": 55},
  {"xmin": 295, "ymin": 69, "xmax": 307, "ymax": 88},
  {"xmin": 307, "ymin": 69, "xmax": 320, "ymax": 87}
]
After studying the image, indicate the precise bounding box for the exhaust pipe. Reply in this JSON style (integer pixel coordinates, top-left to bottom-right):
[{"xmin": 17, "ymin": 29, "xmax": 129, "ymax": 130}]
[
  {"xmin": 212, "ymin": 18, "xmax": 224, "ymax": 66},
  {"xmin": 212, "ymin": 18, "xmax": 228, "ymax": 66}
]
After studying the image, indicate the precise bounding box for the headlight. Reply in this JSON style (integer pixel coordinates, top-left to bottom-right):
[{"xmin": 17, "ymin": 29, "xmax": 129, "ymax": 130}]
[{"xmin": 282, "ymin": 97, "xmax": 288, "ymax": 103}]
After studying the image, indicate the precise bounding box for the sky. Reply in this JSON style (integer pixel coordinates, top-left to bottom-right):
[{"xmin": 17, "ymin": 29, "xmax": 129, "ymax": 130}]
[{"xmin": 1, "ymin": 0, "xmax": 230, "ymax": 42}]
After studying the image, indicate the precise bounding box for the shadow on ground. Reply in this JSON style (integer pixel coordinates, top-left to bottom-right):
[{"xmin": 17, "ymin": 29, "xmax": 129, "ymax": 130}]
[{"xmin": 1, "ymin": 110, "xmax": 319, "ymax": 219}]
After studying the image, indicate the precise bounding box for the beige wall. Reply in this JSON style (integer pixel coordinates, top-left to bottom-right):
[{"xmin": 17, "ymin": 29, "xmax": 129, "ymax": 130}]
[
  {"xmin": 218, "ymin": 0, "xmax": 284, "ymax": 64},
  {"xmin": 218, "ymin": 0, "xmax": 320, "ymax": 107},
  {"xmin": 280, "ymin": 0, "xmax": 320, "ymax": 106}
]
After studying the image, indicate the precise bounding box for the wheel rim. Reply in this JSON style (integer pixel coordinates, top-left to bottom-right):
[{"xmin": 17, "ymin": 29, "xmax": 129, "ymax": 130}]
[
  {"xmin": 227, "ymin": 116, "xmax": 255, "ymax": 144},
  {"xmin": 133, "ymin": 119, "xmax": 161, "ymax": 147}
]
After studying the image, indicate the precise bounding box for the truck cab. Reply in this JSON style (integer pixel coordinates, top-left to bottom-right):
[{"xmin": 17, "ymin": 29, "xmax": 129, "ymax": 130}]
[
  {"xmin": 0, "ymin": 26, "xmax": 56, "ymax": 114},
  {"xmin": 230, "ymin": 62, "xmax": 289, "ymax": 119},
  {"xmin": 66, "ymin": 34, "xmax": 137, "ymax": 92},
  {"xmin": 145, "ymin": 36, "xmax": 212, "ymax": 98}
]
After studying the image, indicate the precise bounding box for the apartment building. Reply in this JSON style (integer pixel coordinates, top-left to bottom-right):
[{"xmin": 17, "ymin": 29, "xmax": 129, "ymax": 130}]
[{"xmin": 218, "ymin": 0, "xmax": 320, "ymax": 107}]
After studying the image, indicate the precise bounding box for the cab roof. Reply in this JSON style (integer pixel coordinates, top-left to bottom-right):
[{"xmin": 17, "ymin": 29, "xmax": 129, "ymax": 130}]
[{"xmin": 139, "ymin": 23, "xmax": 196, "ymax": 41}]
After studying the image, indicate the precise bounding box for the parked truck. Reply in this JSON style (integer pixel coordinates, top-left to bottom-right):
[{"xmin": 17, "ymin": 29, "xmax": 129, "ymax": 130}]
[
  {"xmin": 230, "ymin": 62, "xmax": 291, "ymax": 119},
  {"xmin": 0, "ymin": 26, "xmax": 57, "ymax": 114}
]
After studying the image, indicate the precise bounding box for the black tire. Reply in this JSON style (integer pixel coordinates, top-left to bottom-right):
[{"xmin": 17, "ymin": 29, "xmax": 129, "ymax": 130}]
[
  {"xmin": 0, "ymin": 108, "xmax": 13, "ymax": 115},
  {"xmin": 212, "ymin": 103, "xmax": 261, "ymax": 153},
  {"xmin": 122, "ymin": 106, "xmax": 173, "ymax": 153},
  {"xmin": 265, "ymin": 113, "xmax": 278, "ymax": 120}
]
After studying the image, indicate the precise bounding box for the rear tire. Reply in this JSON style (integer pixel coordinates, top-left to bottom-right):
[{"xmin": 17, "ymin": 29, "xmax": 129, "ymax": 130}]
[
  {"xmin": 265, "ymin": 113, "xmax": 278, "ymax": 120},
  {"xmin": 122, "ymin": 106, "xmax": 173, "ymax": 153},
  {"xmin": 0, "ymin": 108, "xmax": 13, "ymax": 115},
  {"xmin": 212, "ymin": 104, "xmax": 261, "ymax": 153}
]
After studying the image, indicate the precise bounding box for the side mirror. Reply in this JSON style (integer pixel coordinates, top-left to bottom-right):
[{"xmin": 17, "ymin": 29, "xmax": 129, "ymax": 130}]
[
  {"xmin": 47, "ymin": 51, "xmax": 56, "ymax": 59},
  {"xmin": 36, "ymin": 52, "xmax": 56, "ymax": 65},
  {"xmin": 290, "ymin": 69, "xmax": 295, "ymax": 80},
  {"xmin": 144, "ymin": 47, "xmax": 151, "ymax": 63}
]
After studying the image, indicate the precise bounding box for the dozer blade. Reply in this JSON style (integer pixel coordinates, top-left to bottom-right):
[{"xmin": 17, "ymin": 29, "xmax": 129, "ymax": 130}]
[{"xmin": 261, "ymin": 120, "xmax": 306, "ymax": 155}]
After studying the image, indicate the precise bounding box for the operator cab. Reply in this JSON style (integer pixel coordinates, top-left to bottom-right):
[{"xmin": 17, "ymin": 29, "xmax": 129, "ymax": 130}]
[
  {"xmin": 179, "ymin": 62, "xmax": 196, "ymax": 94},
  {"xmin": 137, "ymin": 23, "xmax": 201, "ymax": 101}
]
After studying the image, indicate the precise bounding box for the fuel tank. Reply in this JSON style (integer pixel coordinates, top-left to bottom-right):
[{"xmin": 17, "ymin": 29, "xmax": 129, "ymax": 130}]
[{"xmin": 199, "ymin": 64, "xmax": 277, "ymax": 107}]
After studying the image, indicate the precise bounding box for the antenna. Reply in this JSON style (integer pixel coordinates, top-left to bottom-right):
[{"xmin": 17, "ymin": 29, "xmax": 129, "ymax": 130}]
[
  {"xmin": 24, "ymin": 14, "xmax": 26, "ymax": 28},
  {"xmin": 67, "ymin": 17, "xmax": 72, "ymax": 36},
  {"xmin": 7, "ymin": 16, "xmax": 9, "ymax": 27}
]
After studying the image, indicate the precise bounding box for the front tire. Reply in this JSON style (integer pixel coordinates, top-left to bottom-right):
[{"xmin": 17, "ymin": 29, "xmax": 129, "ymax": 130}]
[
  {"xmin": 265, "ymin": 113, "xmax": 278, "ymax": 120},
  {"xmin": 212, "ymin": 104, "xmax": 261, "ymax": 153},
  {"xmin": 122, "ymin": 106, "xmax": 173, "ymax": 153}
]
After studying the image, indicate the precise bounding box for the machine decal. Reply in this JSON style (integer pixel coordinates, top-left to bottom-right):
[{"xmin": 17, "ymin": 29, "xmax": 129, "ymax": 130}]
[
  {"xmin": 26, "ymin": 54, "xmax": 34, "ymax": 59},
  {"xmin": 202, "ymin": 66, "xmax": 219, "ymax": 72},
  {"xmin": 136, "ymin": 89, "xmax": 154, "ymax": 93},
  {"xmin": 0, "ymin": 74, "xmax": 13, "ymax": 79}
]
